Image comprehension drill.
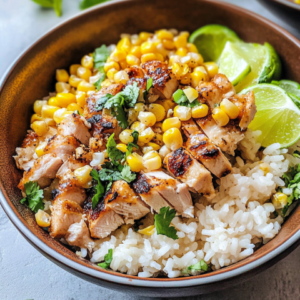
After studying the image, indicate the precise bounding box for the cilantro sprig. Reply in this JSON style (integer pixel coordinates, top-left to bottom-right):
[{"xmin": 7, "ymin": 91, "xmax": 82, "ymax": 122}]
[
  {"xmin": 95, "ymin": 82, "xmax": 140, "ymax": 128},
  {"xmin": 154, "ymin": 207, "xmax": 178, "ymax": 240},
  {"xmin": 92, "ymin": 45, "xmax": 110, "ymax": 90},
  {"xmin": 90, "ymin": 169, "xmax": 105, "ymax": 209},
  {"xmin": 21, "ymin": 182, "xmax": 44, "ymax": 213},
  {"xmin": 98, "ymin": 248, "xmax": 113, "ymax": 269},
  {"xmin": 173, "ymin": 89, "xmax": 199, "ymax": 107}
]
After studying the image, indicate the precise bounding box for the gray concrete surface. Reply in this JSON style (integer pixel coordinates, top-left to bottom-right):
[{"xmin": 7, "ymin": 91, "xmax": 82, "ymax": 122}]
[{"xmin": 0, "ymin": 0, "xmax": 300, "ymax": 299}]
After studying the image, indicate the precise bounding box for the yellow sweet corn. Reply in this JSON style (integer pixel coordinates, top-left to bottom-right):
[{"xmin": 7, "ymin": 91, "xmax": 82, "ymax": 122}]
[
  {"xmin": 74, "ymin": 165, "xmax": 93, "ymax": 188},
  {"xmin": 130, "ymin": 46, "xmax": 142, "ymax": 58},
  {"xmin": 181, "ymin": 52, "xmax": 203, "ymax": 68},
  {"xmin": 138, "ymin": 224, "xmax": 155, "ymax": 236},
  {"xmin": 220, "ymin": 99, "xmax": 240, "ymax": 119},
  {"xmin": 272, "ymin": 192, "xmax": 288, "ymax": 209},
  {"xmin": 152, "ymin": 133, "xmax": 164, "ymax": 146},
  {"xmin": 116, "ymin": 143, "xmax": 128, "ymax": 153},
  {"xmin": 31, "ymin": 114, "xmax": 43, "ymax": 123},
  {"xmin": 126, "ymin": 153, "xmax": 144, "ymax": 172},
  {"xmin": 156, "ymin": 29, "xmax": 174, "ymax": 40},
  {"xmin": 187, "ymin": 43, "xmax": 199, "ymax": 53},
  {"xmin": 110, "ymin": 49, "xmax": 127, "ymax": 62},
  {"xmin": 44, "ymin": 118, "xmax": 56, "ymax": 126},
  {"xmin": 69, "ymin": 64, "xmax": 81, "ymax": 75},
  {"xmin": 212, "ymin": 107, "xmax": 230, "ymax": 127},
  {"xmin": 35, "ymin": 141, "xmax": 47, "ymax": 157},
  {"xmin": 67, "ymin": 103, "xmax": 83, "ymax": 114},
  {"xmin": 48, "ymin": 97, "xmax": 60, "ymax": 107},
  {"xmin": 107, "ymin": 68, "xmax": 118, "ymax": 81},
  {"xmin": 41, "ymin": 105, "xmax": 60, "ymax": 119},
  {"xmin": 81, "ymin": 55, "xmax": 94, "ymax": 69},
  {"xmin": 119, "ymin": 129, "xmax": 134, "ymax": 144},
  {"xmin": 114, "ymin": 70, "xmax": 129, "ymax": 84},
  {"xmin": 56, "ymin": 93, "xmax": 76, "ymax": 108},
  {"xmin": 156, "ymin": 99, "xmax": 176, "ymax": 112},
  {"xmin": 162, "ymin": 117, "xmax": 181, "ymax": 132},
  {"xmin": 143, "ymin": 150, "xmax": 162, "ymax": 171},
  {"xmin": 174, "ymin": 35, "xmax": 187, "ymax": 49},
  {"xmin": 131, "ymin": 121, "xmax": 146, "ymax": 133},
  {"xmin": 203, "ymin": 62, "xmax": 219, "ymax": 78},
  {"xmin": 104, "ymin": 61, "xmax": 120, "ymax": 72},
  {"xmin": 76, "ymin": 91, "xmax": 86, "ymax": 108},
  {"xmin": 69, "ymin": 75, "xmax": 83, "ymax": 88},
  {"xmin": 119, "ymin": 60, "xmax": 128, "ymax": 69},
  {"xmin": 126, "ymin": 54, "xmax": 140, "ymax": 66},
  {"xmin": 138, "ymin": 111, "xmax": 156, "ymax": 127},
  {"xmin": 77, "ymin": 81, "xmax": 96, "ymax": 92},
  {"xmin": 172, "ymin": 63, "xmax": 189, "ymax": 80},
  {"xmin": 141, "ymin": 41, "xmax": 157, "ymax": 54},
  {"xmin": 259, "ymin": 163, "xmax": 270, "ymax": 175},
  {"xmin": 55, "ymin": 82, "xmax": 70, "ymax": 93},
  {"xmin": 155, "ymin": 53, "xmax": 164, "ymax": 62},
  {"xmin": 141, "ymin": 53, "xmax": 157, "ymax": 64},
  {"xmin": 147, "ymin": 142, "xmax": 161, "ymax": 151},
  {"xmin": 162, "ymin": 39, "xmax": 175, "ymax": 50},
  {"xmin": 191, "ymin": 67, "xmax": 209, "ymax": 88},
  {"xmin": 159, "ymin": 145, "xmax": 171, "ymax": 159},
  {"xmin": 56, "ymin": 69, "xmax": 69, "ymax": 83},
  {"xmin": 33, "ymin": 100, "xmax": 47, "ymax": 115},
  {"xmin": 148, "ymin": 104, "xmax": 166, "ymax": 122},
  {"xmin": 138, "ymin": 127, "xmax": 155, "ymax": 144},
  {"xmin": 117, "ymin": 37, "xmax": 131, "ymax": 53},
  {"xmin": 53, "ymin": 108, "xmax": 72, "ymax": 123},
  {"xmin": 176, "ymin": 47, "xmax": 188, "ymax": 57},
  {"xmin": 192, "ymin": 104, "xmax": 209, "ymax": 118},
  {"xmin": 77, "ymin": 67, "xmax": 92, "ymax": 81},
  {"xmin": 163, "ymin": 128, "xmax": 183, "ymax": 151},
  {"xmin": 183, "ymin": 87, "xmax": 198, "ymax": 102},
  {"xmin": 35, "ymin": 209, "xmax": 51, "ymax": 227},
  {"xmin": 139, "ymin": 32, "xmax": 152, "ymax": 41},
  {"xmin": 31, "ymin": 120, "xmax": 49, "ymax": 136},
  {"xmin": 174, "ymin": 105, "xmax": 192, "ymax": 121}
]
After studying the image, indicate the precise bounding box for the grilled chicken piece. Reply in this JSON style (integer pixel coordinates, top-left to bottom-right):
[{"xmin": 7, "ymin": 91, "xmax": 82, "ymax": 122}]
[
  {"xmin": 44, "ymin": 134, "xmax": 80, "ymax": 161},
  {"xmin": 58, "ymin": 113, "xmax": 91, "ymax": 145},
  {"xmin": 133, "ymin": 172, "xmax": 194, "ymax": 217},
  {"xmin": 84, "ymin": 83, "xmax": 124, "ymax": 119},
  {"xmin": 84, "ymin": 198, "xmax": 125, "ymax": 239},
  {"xmin": 49, "ymin": 198, "xmax": 83, "ymax": 239},
  {"xmin": 18, "ymin": 154, "xmax": 63, "ymax": 191},
  {"xmin": 104, "ymin": 180, "xmax": 150, "ymax": 223},
  {"xmin": 195, "ymin": 115, "xmax": 244, "ymax": 155},
  {"xmin": 65, "ymin": 220, "xmax": 94, "ymax": 250},
  {"xmin": 126, "ymin": 66, "xmax": 147, "ymax": 89},
  {"xmin": 141, "ymin": 61, "xmax": 178, "ymax": 99},
  {"xmin": 229, "ymin": 91, "xmax": 256, "ymax": 130},
  {"xmin": 87, "ymin": 114, "xmax": 120, "ymax": 139},
  {"xmin": 56, "ymin": 156, "xmax": 89, "ymax": 179},
  {"xmin": 164, "ymin": 147, "xmax": 215, "ymax": 199}
]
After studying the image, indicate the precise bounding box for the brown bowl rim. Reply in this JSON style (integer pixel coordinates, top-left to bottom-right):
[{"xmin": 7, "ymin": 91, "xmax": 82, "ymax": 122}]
[
  {"xmin": 1, "ymin": 0, "xmax": 300, "ymax": 288},
  {"xmin": 268, "ymin": 0, "xmax": 300, "ymax": 11}
]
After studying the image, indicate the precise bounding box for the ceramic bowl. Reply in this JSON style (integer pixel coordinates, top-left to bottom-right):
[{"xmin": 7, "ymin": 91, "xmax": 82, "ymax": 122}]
[{"xmin": 1, "ymin": 0, "xmax": 300, "ymax": 297}]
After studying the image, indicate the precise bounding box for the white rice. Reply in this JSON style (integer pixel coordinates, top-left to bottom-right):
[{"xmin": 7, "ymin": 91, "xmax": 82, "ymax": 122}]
[{"xmin": 90, "ymin": 131, "xmax": 300, "ymax": 278}]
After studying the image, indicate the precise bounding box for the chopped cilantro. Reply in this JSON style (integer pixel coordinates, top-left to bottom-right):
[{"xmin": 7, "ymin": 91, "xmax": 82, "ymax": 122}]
[
  {"xmin": 173, "ymin": 89, "xmax": 198, "ymax": 107},
  {"xmin": 125, "ymin": 131, "xmax": 139, "ymax": 158},
  {"xmin": 92, "ymin": 44, "xmax": 109, "ymax": 90},
  {"xmin": 187, "ymin": 260, "xmax": 208, "ymax": 272},
  {"xmin": 21, "ymin": 182, "xmax": 44, "ymax": 213},
  {"xmin": 121, "ymin": 165, "xmax": 136, "ymax": 182},
  {"xmin": 106, "ymin": 134, "xmax": 124, "ymax": 165},
  {"xmin": 94, "ymin": 73, "xmax": 106, "ymax": 91},
  {"xmin": 80, "ymin": 0, "xmax": 109, "ymax": 10},
  {"xmin": 146, "ymin": 78, "xmax": 153, "ymax": 92},
  {"xmin": 154, "ymin": 207, "xmax": 178, "ymax": 240},
  {"xmin": 90, "ymin": 169, "xmax": 105, "ymax": 209},
  {"xmin": 98, "ymin": 248, "xmax": 113, "ymax": 269}
]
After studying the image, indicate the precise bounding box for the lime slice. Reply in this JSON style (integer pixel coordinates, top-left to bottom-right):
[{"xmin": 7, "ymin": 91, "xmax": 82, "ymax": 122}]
[
  {"xmin": 189, "ymin": 24, "xmax": 241, "ymax": 62},
  {"xmin": 241, "ymin": 84, "xmax": 300, "ymax": 148},
  {"xmin": 231, "ymin": 42, "xmax": 282, "ymax": 92},
  {"xmin": 272, "ymin": 79, "xmax": 300, "ymax": 98},
  {"xmin": 218, "ymin": 42, "xmax": 251, "ymax": 86}
]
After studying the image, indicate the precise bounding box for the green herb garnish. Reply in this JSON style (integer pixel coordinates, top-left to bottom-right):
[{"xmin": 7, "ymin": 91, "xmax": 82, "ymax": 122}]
[
  {"xmin": 21, "ymin": 181, "xmax": 44, "ymax": 213},
  {"xmin": 90, "ymin": 169, "xmax": 105, "ymax": 209},
  {"xmin": 173, "ymin": 89, "xmax": 198, "ymax": 107},
  {"xmin": 94, "ymin": 73, "xmax": 106, "ymax": 91},
  {"xmin": 154, "ymin": 207, "xmax": 178, "ymax": 240},
  {"xmin": 146, "ymin": 78, "xmax": 153, "ymax": 92},
  {"xmin": 31, "ymin": 0, "xmax": 62, "ymax": 16},
  {"xmin": 80, "ymin": 0, "xmax": 109, "ymax": 10},
  {"xmin": 293, "ymin": 150, "xmax": 300, "ymax": 158},
  {"xmin": 92, "ymin": 44, "xmax": 110, "ymax": 90},
  {"xmin": 106, "ymin": 134, "xmax": 125, "ymax": 165},
  {"xmin": 187, "ymin": 260, "xmax": 208, "ymax": 272},
  {"xmin": 98, "ymin": 248, "xmax": 113, "ymax": 269}
]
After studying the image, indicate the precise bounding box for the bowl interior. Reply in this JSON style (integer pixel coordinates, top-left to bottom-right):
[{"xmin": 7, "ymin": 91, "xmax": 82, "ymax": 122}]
[{"xmin": 1, "ymin": 0, "xmax": 300, "ymax": 286}]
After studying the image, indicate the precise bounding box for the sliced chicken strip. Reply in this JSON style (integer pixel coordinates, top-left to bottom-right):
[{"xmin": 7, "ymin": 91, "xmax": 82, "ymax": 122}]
[
  {"xmin": 49, "ymin": 198, "xmax": 83, "ymax": 239},
  {"xmin": 56, "ymin": 156, "xmax": 89, "ymax": 179},
  {"xmin": 126, "ymin": 66, "xmax": 147, "ymax": 89},
  {"xmin": 212, "ymin": 73, "xmax": 235, "ymax": 96},
  {"xmin": 132, "ymin": 173, "xmax": 174, "ymax": 214},
  {"xmin": 65, "ymin": 220, "xmax": 94, "ymax": 251},
  {"xmin": 104, "ymin": 180, "xmax": 150, "ymax": 223},
  {"xmin": 164, "ymin": 147, "xmax": 215, "ymax": 199},
  {"xmin": 18, "ymin": 153, "xmax": 63, "ymax": 191},
  {"xmin": 58, "ymin": 113, "xmax": 91, "ymax": 145},
  {"xmin": 44, "ymin": 134, "xmax": 80, "ymax": 161},
  {"xmin": 141, "ymin": 60, "xmax": 178, "ymax": 99}
]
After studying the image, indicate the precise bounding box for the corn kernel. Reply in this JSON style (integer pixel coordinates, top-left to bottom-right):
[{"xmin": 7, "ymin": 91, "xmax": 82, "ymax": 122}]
[
  {"xmin": 56, "ymin": 69, "xmax": 69, "ymax": 83},
  {"xmin": 174, "ymin": 105, "xmax": 192, "ymax": 121},
  {"xmin": 203, "ymin": 62, "xmax": 219, "ymax": 78},
  {"xmin": 176, "ymin": 47, "xmax": 188, "ymax": 57},
  {"xmin": 138, "ymin": 225, "xmax": 155, "ymax": 236},
  {"xmin": 41, "ymin": 105, "xmax": 60, "ymax": 119},
  {"xmin": 159, "ymin": 145, "xmax": 171, "ymax": 159},
  {"xmin": 148, "ymin": 103, "xmax": 166, "ymax": 122},
  {"xmin": 259, "ymin": 163, "xmax": 270, "ymax": 175},
  {"xmin": 183, "ymin": 87, "xmax": 198, "ymax": 103},
  {"xmin": 110, "ymin": 49, "xmax": 127, "ymax": 62},
  {"xmin": 272, "ymin": 192, "xmax": 288, "ymax": 209},
  {"xmin": 138, "ymin": 127, "xmax": 155, "ymax": 144},
  {"xmin": 119, "ymin": 129, "xmax": 134, "ymax": 144},
  {"xmin": 126, "ymin": 153, "xmax": 144, "ymax": 172},
  {"xmin": 76, "ymin": 91, "xmax": 86, "ymax": 107},
  {"xmin": 77, "ymin": 67, "xmax": 92, "ymax": 81},
  {"xmin": 74, "ymin": 165, "xmax": 92, "ymax": 188},
  {"xmin": 70, "ymin": 64, "xmax": 81, "ymax": 75},
  {"xmin": 47, "ymin": 97, "xmax": 60, "ymax": 107},
  {"xmin": 104, "ymin": 61, "xmax": 120, "ymax": 72},
  {"xmin": 162, "ymin": 39, "xmax": 175, "ymax": 50},
  {"xmin": 134, "ymin": 103, "xmax": 147, "ymax": 114},
  {"xmin": 147, "ymin": 142, "xmax": 161, "ymax": 151},
  {"xmin": 131, "ymin": 121, "xmax": 146, "ymax": 133},
  {"xmin": 31, "ymin": 114, "xmax": 43, "ymax": 123},
  {"xmin": 33, "ymin": 100, "xmax": 47, "ymax": 115},
  {"xmin": 116, "ymin": 143, "xmax": 128, "ymax": 153},
  {"xmin": 156, "ymin": 99, "xmax": 176, "ymax": 112},
  {"xmin": 174, "ymin": 35, "xmax": 187, "ymax": 49},
  {"xmin": 192, "ymin": 104, "xmax": 209, "ymax": 118},
  {"xmin": 187, "ymin": 43, "xmax": 199, "ymax": 53},
  {"xmin": 101, "ymin": 79, "xmax": 112, "ymax": 88},
  {"xmin": 81, "ymin": 55, "xmax": 94, "ymax": 69},
  {"xmin": 35, "ymin": 209, "xmax": 51, "ymax": 227},
  {"xmin": 55, "ymin": 82, "xmax": 70, "ymax": 93},
  {"xmin": 131, "ymin": 34, "xmax": 142, "ymax": 46},
  {"xmin": 126, "ymin": 54, "xmax": 140, "ymax": 66},
  {"xmin": 220, "ymin": 98, "xmax": 240, "ymax": 119},
  {"xmin": 53, "ymin": 108, "xmax": 72, "ymax": 123},
  {"xmin": 114, "ymin": 70, "xmax": 129, "ymax": 84},
  {"xmin": 117, "ymin": 37, "xmax": 131, "ymax": 53},
  {"xmin": 141, "ymin": 53, "xmax": 157, "ymax": 64},
  {"xmin": 162, "ymin": 117, "xmax": 181, "ymax": 132},
  {"xmin": 152, "ymin": 133, "xmax": 164, "ymax": 146},
  {"xmin": 191, "ymin": 68, "xmax": 209, "ymax": 88},
  {"xmin": 163, "ymin": 128, "xmax": 183, "ymax": 151},
  {"xmin": 45, "ymin": 118, "xmax": 56, "ymax": 126},
  {"xmin": 77, "ymin": 81, "xmax": 96, "ymax": 92},
  {"xmin": 156, "ymin": 29, "xmax": 174, "ymax": 40},
  {"xmin": 35, "ymin": 141, "xmax": 47, "ymax": 157},
  {"xmin": 143, "ymin": 150, "xmax": 162, "ymax": 170},
  {"xmin": 56, "ymin": 93, "xmax": 76, "ymax": 108},
  {"xmin": 130, "ymin": 46, "xmax": 142, "ymax": 58},
  {"xmin": 69, "ymin": 75, "xmax": 83, "ymax": 88},
  {"xmin": 182, "ymin": 52, "xmax": 203, "ymax": 68},
  {"xmin": 141, "ymin": 41, "xmax": 157, "ymax": 54},
  {"xmin": 31, "ymin": 120, "xmax": 49, "ymax": 136},
  {"xmin": 139, "ymin": 32, "xmax": 152, "ymax": 41},
  {"xmin": 179, "ymin": 31, "xmax": 190, "ymax": 39},
  {"xmin": 169, "ymin": 55, "xmax": 182, "ymax": 67},
  {"xmin": 172, "ymin": 63, "xmax": 189, "ymax": 80},
  {"xmin": 106, "ymin": 68, "xmax": 117, "ymax": 81},
  {"xmin": 212, "ymin": 107, "xmax": 230, "ymax": 127},
  {"xmin": 138, "ymin": 111, "xmax": 156, "ymax": 127},
  {"xmin": 154, "ymin": 53, "xmax": 163, "ymax": 62},
  {"xmin": 67, "ymin": 103, "xmax": 83, "ymax": 114}
]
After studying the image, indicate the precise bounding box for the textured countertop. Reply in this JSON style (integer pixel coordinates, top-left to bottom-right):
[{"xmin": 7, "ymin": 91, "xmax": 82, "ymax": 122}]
[{"xmin": 1, "ymin": 0, "xmax": 300, "ymax": 299}]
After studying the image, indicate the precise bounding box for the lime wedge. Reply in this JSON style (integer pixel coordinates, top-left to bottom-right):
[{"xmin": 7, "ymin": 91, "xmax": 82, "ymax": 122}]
[
  {"xmin": 240, "ymin": 84, "xmax": 300, "ymax": 148},
  {"xmin": 218, "ymin": 42, "xmax": 251, "ymax": 86},
  {"xmin": 272, "ymin": 79, "xmax": 300, "ymax": 98},
  {"xmin": 189, "ymin": 25, "xmax": 241, "ymax": 62}
]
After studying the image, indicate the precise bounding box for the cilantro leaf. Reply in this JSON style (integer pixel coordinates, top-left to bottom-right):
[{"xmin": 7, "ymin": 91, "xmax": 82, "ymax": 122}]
[
  {"xmin": 154, "ymin": 207, "xmax": 178, "ymax": 240},
  {"xmin": 122, "ymin": 82, "xmax": 140, "ymax": 108},
  {"xmin": 293, "ymin": 150, "xmax": 300, "ymax": 158},
  {"xmin": 31, "ymin": 0, "xmax": 54, "ymax": 7},
  {"xmin": 90, "ymin": 169, "xmax": 105, "ymax": 209},
  {"xmin": 98, "ymin": 248, "xmax": 113, "ymax": 269},
  {"xmin": 106, "ymin": 134, "xmax": 125, "ymax": 165},
  {"xmin": 21, "ymin": 182, "xmax": 44, "ymax": 213},
  {"xmin": 80, "ymin": 0, "xmax": 109, "ymax": 10},
  {"xmin": 93, "ymin": 45, "xmax": 110, "ymax": 66},
  {"xmin": 146, "ymin": 78, "xmax": 153, "ymax": 92},
  {"xmin": 94, "ymin": 73, "xmax": 106, "ymax": 91},
  {"xmin": 112, "ymin": 104, "xmax": 129, "ymax": 129},
  {"xmin": 121, "ymin": 165, "xmax": 136, "ymax": 183},
  {"xmin": 53, "ymin": 0, "xmax": 62, "ymax": 16},
  {"xmin": 131, "ymin": 130, "xmax": 139, "ymax": 144},
  {"xmin": 173, "ymin": 89, "xmax": 199, "ymax": 107},
  {"xmin": 187, "ymin": 260, "xmax": 208, "ymax": 272},
  {"xmin": 125, "ymin": 131, "xmax": 139, "ymax": 158},
  {"xmin": 98, "ymin": 168, "xmax": 122, "ymax": 182}
]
